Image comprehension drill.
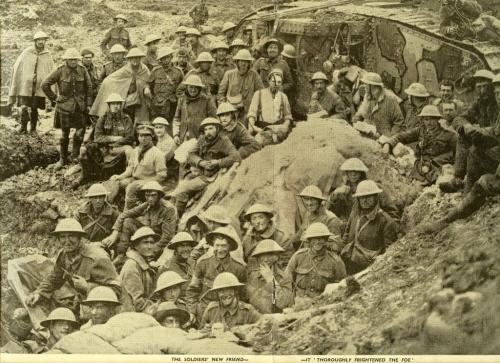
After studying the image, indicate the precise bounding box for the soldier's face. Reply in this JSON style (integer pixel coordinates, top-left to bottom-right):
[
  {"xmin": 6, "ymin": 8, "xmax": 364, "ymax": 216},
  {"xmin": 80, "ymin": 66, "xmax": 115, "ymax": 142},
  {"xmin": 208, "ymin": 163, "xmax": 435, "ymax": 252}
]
[
  {"xmin": 225, "ymin": 29, "xmax": 235, "ymax": 38},
  {"xmin": 475, "ymin": 80, "xmax": 490, "ymax": 97},
  {"xmin": 267, "ymin": 43, "xmax": 279, "ymax": 58},
  {"xmin": 189, "ymin": 223, "xmax": 204, "ymax": 242},
  {"xmin": 159, "ymin": 55, "xmax": 173, "ymax": 66},
  {"xmin": 358, "ymin": 195, "xmax": 378, "ymax": 210},
  {"xmin": 313, "ymin": 80, "xmax": 327, "ymax": 92},
  {"xmin": 66, "ymin": 59, "xmax": 78, "ymax": 68},
  {"xmin": 250, "ymin": 213, "xmax": 271, "ymax": 233},
  {"xmin": 236, "ymin": 60, "xmax": 250, "ymax": 73},
  {"xmin": 115, "ymin": 19, "xmax": 126, "ymax": 28},
  {"xmin": 258, "ymin": 252, "xmax": 279, "ymax": 266},
  {"xmin": 213, "ymin": 237, "xmax": 230, "ymax": 259},
  {"xmin": 203, "ymin": 125, "xmax": 218, "ymax": 140},
  {"xmin": 50, "ymin": 320, "xmax": 75, "ymax": 341},
  {"xmin": 176, "ymin": 242, "xmax": 193, "ymax": 260},
  {"xmin": 369, "ymin": 85, "xmax": 382, "ymax": 99},
  {"xmin": 154, "ymin": 124, "xmax": 167, "ymax": 137},
  {"xmin": 129, "ymin": 57, "xmax": 142, "ymax": 67},
  {"xmin": 216, "ymin": 49, "xmax": 228, "ymax": 60},
  {"xmin": 346, "ymin": 171, "xmax": 363, "ymax": 184},
  {"xmin": 58, "ymin": 233, "xmax": 82, "ymax": 254},
  {"xmin": 145, "ymin": 191, "xmax": 161, "ymax": 206},
  {"xmin": 217, "ymin": 288, "xmax": 236, "ymax": 307},
  {"xmin": 177, "ymin": 54, "xmax": 188, "ymax": 65},
  {"xmin": 440, "ymin": 85, "xmax": 453, "ymax": 101},
  {"xmin": 89, "ymin": 302, "xmax": 116, "ymax": 325},
  {"xmin": 199, "ymin": 61, "xmax": 212, "ymax": 72},
  {"xmin": 161, "ymin": 315, "xmax": 180, "ymax": 328},
  {"xmin": 187, "ymin": 35, "xmax": 198, "ymax": 45},
  {"xmin": 82, "ymin": 54, "xmax": 93, "ymax": 66},
  {"xmin": 108, "ymin": 102, "xmax": 122, "ymax": 113},
  {"xmin": 177, "ymin": 32, "xmax": 186, "ymax": 41},
  {"xmin": 442, "ymin": 103, "xmax": 456, "ymax": 121},
  {"xmin": 411, "ymin": 96, "xmax": 427, "ymax": 107},
  {"xmin": 89, "ymin": 195, "xmax": 106, "ymax": 212},
  {"xmin": 135, "ymin": 236, "xmax": 157, "ymax": 260},
  {"xmin": 494, "ymin": 85, "xmax": 500, "ymax": 106},
  {"xmin": 148, "ymin": 40, "xmax": 160, "ymax": 52},
  {"xmin": 34, "ymin": 39, "xmax": 47, "ymax": 49},
  {"xmin": 218, "ymin": 112, "xmax": 234, "ymax": 128},
  {"xmin": 138, "ymin": 132, "xmax": 154, "ymax": 147},
  {"xmin": 302, "ymin": 196, "xmax": 321, "ymax": 213},
  {"xmin": 112, "ymin": 53, "xmax": 125, "ymax": 63},
  {"xmin": 269, "ymin": 74, "xmax": 283, "ymax": 90},
  {"xmin": 161, "ymin": 285, "xmax": 181, "ymax": 302},
  {"xmin": 187, "ymin": 85, "xmax": 201, "ymax": 97},
  {"xmin": 309, "ymin": 237, "xmax": 327, "ymax": 253}
]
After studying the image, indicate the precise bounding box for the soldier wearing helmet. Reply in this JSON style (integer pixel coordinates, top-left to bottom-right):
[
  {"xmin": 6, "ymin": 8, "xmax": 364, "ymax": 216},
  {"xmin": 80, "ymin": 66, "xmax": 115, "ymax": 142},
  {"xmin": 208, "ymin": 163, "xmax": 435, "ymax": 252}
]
[
  {"xmin": 40, "ymin": 308, "xmax": 79, "ymax": 350},
  {"xmin": 26, "ymin": 218, "xmax": 120, "ymax": 308},
  {"xmin": 218, "ymin": 49, "xmax": 264, "ymax": 121},
  {"xmin": 432, "ymin": 79, "xmax": 465, "ymax": 116},
  {"xmin": 401, "ymin": 82, "xmax": 431, "ymax": 131},
  {"xmin": 340, "ymin": 181, "xmax": 398, "ymax": 274},
  {"xmin": 291, "ymin": 185, "xmax": 343, "ymax": 251},
  {"xmin": 383, "ymin": 105, "xmax": 457, "ymax": 185},
  {"xmin": 99, "ymin": 44, "xmax": 128, "ymax": 83},
  {"xmin": 210, "ymin": 42, "xmax": 234, "ymax": 86},
  {"xmin": 186, "ymin": 227, "xmax": 247, "ymax": 323},
  {"xmin": 171, "ymin": 118, "xmax": 241, "ymax": 217},
  {"xmin": 200, "ymin": 272, "xmax": 260, "ymax": 331},
  {"xmin": 100, "ymin": 14, "xmax": 132, "ymax": 57},
  {"xmin": 143, "ymin": 34, "xmax": 162, "ymax": 71},
  {"xmin": 174, "ymin": 47, "xmax": 193, "ymax": 76},
  {"xmin": 217, "ymin": 102, "xmax": 261, "ymax": 159},
  {"xmin": 247, "ymin": 239, "xmax": 293, "ymax": 314},
  {"xmin": 42, "ymin": 48, "xmax": 93, "ymax": 170},
  {"xmin": 439, "ymin": 0, "xmax": 482, "ymax": 40},
  {"xmin": 172, "ymin": 74, "xmax": 217, "ymax": 145},
  {"xmin": 308, "ymin": 71, "xmax": 347, "ymax": 120},
  {"xmin": 73, "ymin": 184, "xmax": 120, "ymax": 242},
  {"xmin": 286, "ymin": 223, "xmax": 346, "ymax": 300},
  {"xmin": 242, "ymin": 25, "xmax": 253, "ymax": 48},
  {"xmin": 229, "ymin": 38, "xmax": 248, "ymax": 57},
  {"xmin": 253, "ymin": 38, "xmax": 293, "ymax": 95},
  {"xmin": 9, "ymin": 30, "xmax": 54, "ymax": 134},
  {"xmin": 189, "ymin": 0, "xmax": 209, "ymax": 29},
  {"xmin": 154, "ymin": 301, "xmax": 191, "ymax": 329},
  {"xmin": 80, "ymin": 286, "xmax": 121, "ymax": 329},
  {"xmin": 178, "ymin": 52, "xmax": 219, "ymax": 97},
  {"xmin": 185, "ymin": 28, "xmax": 203, "ymax": 58},
  {"xmin": 171, "ymin": 26, "xmax": 188, "ymax": 50},
  {"xmin": 153, "ymin": 271, "xmax": 189, "ymax": 309}
]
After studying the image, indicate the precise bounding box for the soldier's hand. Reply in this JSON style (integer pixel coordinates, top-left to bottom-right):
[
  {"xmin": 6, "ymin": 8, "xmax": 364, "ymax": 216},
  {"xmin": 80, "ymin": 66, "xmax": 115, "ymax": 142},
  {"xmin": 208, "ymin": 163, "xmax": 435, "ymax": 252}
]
[
  {"xmin": 333, "ymin": 184, "xmax": 350, "ymax": 195},
  {"xmin": 26, "ymin": 292, "xmax": 41, "ymax": 307},
  {"xmin": 259, "ymin": 263, "xmax": 274, "ymax": 284},
  {"xmin": 382, "ymin": 144, "xmax": 391, "ymax": 154},
  {"xmin": 174, "ymin": 136, "xmax": 181, "ymax": 145},
  {"xmin": 198, "ymin": 160, "xmax": 210, "ymax": 169},
  {"xmin": 189, "ymin": 313, "xmax": 197, "ymax": 325},
  {"xmin": 144, "ymin": 87, "xmax": 152, "ymax": 98},
  {"xmin": 72, "ymin": 275, "xmax": 89, "ymax": 293},
  {"xmin": 102, "ymin": 231, "xmax": 119, "ymax": 248},
  {"xmin": 204, "ymin": 160, "xmax": 219, "ymax": 170}
]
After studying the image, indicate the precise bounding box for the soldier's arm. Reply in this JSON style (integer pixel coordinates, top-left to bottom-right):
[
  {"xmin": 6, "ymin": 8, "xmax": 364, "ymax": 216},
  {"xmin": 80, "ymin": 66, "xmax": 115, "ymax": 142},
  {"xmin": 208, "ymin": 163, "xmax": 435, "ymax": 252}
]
[
  {"xmin": 119, "ymin": 116, "xmax": 136, "ymax": 146},
  {"xmin": 217, "ymin": 71, "xmax": 229, "ymax": 104},
  {"xmin": 352, "ymin": 94, "xmax": 369, "ymax": 122},
  {"xmin": 90, "ymin": 256, "xmax": 122, "ymax": 298},
  {"xmin": 389, "ymin": 99, "xmax": 405, "ymax": 135},
  {"xmin": 112, "ymin": 203, "xmax": 147, "ymax": 232},
  {"xmin": 82, "ymin": 67, "xmax": 93, "ymax": 107},
  {"xmin": 153, "ymin": 149, "xmax": 168, "ymax": 182},
  {"xmin": 36, "ymin": 258, "xmax": 66, "ymax": 298},
  {"xmin": 41, "ymin": 68, "xmax": 60, "ymax": 102},
  {"xmin": 382, "ymin": 215, "xmax": 399, "ymax": 248},
  {"xmin": 331, "ymin": 92, "xmax": 348, "ymax": 120},
  {"xmin": 275, "ymin": 272, "xmax": 294, "ymax": 310},
  {"xmin": 187, "ymin": 139, "xmax": 203, "ymax": 167},
  {"xmin": 121, "ymin": 262, "xmax": 153, "ymax": 312},
  {"xmin": 159, "ymin": 205, "xmax": 178, "ymax": 248},
  {"xmin": 236, "ymin": 128, "xmax": 261, "ymax": 159},
  {"xmin": 387, "ymin": 127, "xmax": 420, "ymax": 149},
  {"xmin": 254, "ymin": 71, "xmax": 264, "ymax": 91},
  {"xmin": 217, "ymin": 138, "xmax": 242, "ymax": 168},
  {"xmin": 282, "ymin": 63, "xmax": 293, "ymax": 93},
  {"xmin": 206, "ymin": 96, "xmax": 217, "ymax": 117},
  {"xmin": 101, "ymin": 30, "xmax": 112, "ymax": 54},
  {"xmin": 244, "ymin": 304, "xmax": 262, "ymax": 325},
  {"xmin": 172, "ymin": 101, "xmax": 182, "ymax": 138},
  {"xmin": 94, "ymin": 116, "xmax": 114, "ymax": 144},
  {"xmin": 185, "ymin": 262, "xmax": 204, "ymax": 314}
]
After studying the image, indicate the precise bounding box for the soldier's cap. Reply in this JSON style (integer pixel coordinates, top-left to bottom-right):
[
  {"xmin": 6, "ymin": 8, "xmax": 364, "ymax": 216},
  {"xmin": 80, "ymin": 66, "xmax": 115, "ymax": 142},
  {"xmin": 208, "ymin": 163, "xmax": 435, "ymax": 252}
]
[
  {"xmin": 185, "ymin": 28, "xmax": 201, "ymax": 37},
  {"xmin": 471, "ymin": 69, "xmax": 495, "ymax": 82},
  {"xmin": 297, "ymin": 185, "xmax": 326, "ymax": 200},
  {"xmin": 62, "ymin": 48, "xmax": 81, "ymax": 60},
  {"xmin": 154, "ymin": 271, "xmax": 189, "ymax": 295},
  {"xmin": 361, "ymin": 72, "xmax": 384, "ymax": 87},
  {"xmin": 404, "ymin": 82, "xmax": 430, "ymax": 98},
  {"xmin": 40, "ymin": 308, "xmax": 78, "ymax": 329},
  {"xmin": 263, "ymin": 38, "xmax": 283, "ymax": 53},
  {"xmin": 194, "ymin": 51, "xmax": 215, "ymax": 64},
  {"xmin": 85, "ymin": 183, "xmax": 110, "ymax": 197},
  {"xmin": 232, "ymin": 49, "xmax": 253, "ymax": 62},
  {"xmin": 199, "ymin": 117, "xmax": 222, "ymax": 131},
  {"xmin": 244, "ymin": 203, "xmax": 274, "ymax": 219},
  {"xmin": 418, "ymin": 105, "xmax": 442, "ymax": 118},
  {"xmin": 113, "ymin": 14, "xmax": 128, "ymax": 22},
  {"xmin": 81, "ymin": 286, "xmax": 121, "ymax": 305},
  {"xmin": 105, "ymin": 93, "xmax": 125, "ymax": 104},
  {"xmin": 33, "ymin": 31, "xmax": 49, "ymax": 40},
  {"xmin": 177, "ymin": 47, "xmax": 189, "ymax": 57},
  {"xmin": 130, "ymin": 226, "xmax": 160, "ymax": 243},
  {"xmin": 353, "ymin": 180, "xmax": 383, "ymax": 197},
  {"xmin": 136, "ymin": 124, "xmax": 155, "ymax": 135},
  {"xmin": 211, "ymin": 42, "xmax": 229, "ymax": 52},
  {"xmin": 140, "ymin": 180, "xmax": 165, "ymax": 197},
  {"xmin": 310, "ymin": 71, "xmax": 329, "ymax": 83},
  {"xmin": 200, "ymin": 205, "xmax": 231, "ymax": 224},
  {"xmin": 81, "ymin": 48, "xmax": 95, "ymax": 57},
  {"xmin": 303, "ymin": 222, "xmax": 332, "ymax": 240},
  {"xmin": 175, "ymin": 25, "xmax": 188, "ymax": 34},
  {"xmin": 268, "ymin": 68, "xmax": 283, "ymax": 79},
  {"xmin": 340, "ymin": 158, "xmax": 369, "ymax": 173},
  {"xmin": 229, "ymin": 38, "xmax": 247, "ymax": 49},
  {"xmin": 251, "ymin": 239, "xmax": 285, "ymax": 257},
  {"xmin": 152, "ymin": 117, "xmax": 170, "ymax": 126},
  {"xmin": 493, "ymin": 73, "xmax": 500, "ymax": 85},
  {"xmin": 145, "ymin": 34, "xmax": 162, "ymax": 45},
  {"xmin": 244, "ymin": 24, "xmax": 253, "ymax": 32},
  {"xmin": 222, "ymin": 22, "xmax": 237, "ymax": 33},
  {"xmin": 281, "ymin": 44, "xmax": 297, "ymax": 59},
  {"xmin": 182, "ymin": 74, "xmax": 206, "ymax": 88},
  {"xmin": 205, "ymin": 226, "xmax": 240, "ymax": 251},
  {"xmin": 154, "ymin": 302, "xmax": 190, "ymax": 325},
  {"xmin": 201, "ymin": 25, "xmax": 214, "ymax": 35},
  {"xmin": 203, "ymin": 272, "xmax": 245, "ymax": 301},
  {"xmin": 216, "ymin": 102, "xmax": 237, "ymax": 116},
  {"xmin": 157, "ymin": 47, "xmax": 175, "ymax": 60},
  {"xmin": 126, "ymin": 47, "xmax": 146, "ymax": 58},
  {"xmin": 51, "ymin": 218, "xmax": 86, "ymax": 236},
  {"xmin": 167, "ymin": 231, "xmax": 198, "ymax": 250},
  {"xmin": 109, "ymin": 44, "xmax": 128, "ymax": 54}
]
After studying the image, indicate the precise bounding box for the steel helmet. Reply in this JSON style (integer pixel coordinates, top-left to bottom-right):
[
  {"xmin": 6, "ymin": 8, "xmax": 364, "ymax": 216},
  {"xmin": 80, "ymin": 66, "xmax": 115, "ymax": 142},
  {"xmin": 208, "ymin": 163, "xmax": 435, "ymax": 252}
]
[
  {"xmin": 303, "ymin": 222, "xmax": 331, "ymax": 240},
  {"xmin": 136, "ymin": 123, "xmax": 155, "ymax": 135},
  {"xmin": 222, "ymin": 22, "xmax": 237, "ymax": 33},
  {"xmin": 167, "ymin": 231, "xmax": 198, "ymax": 250},
  {"xmin": 81, "ymin": 286, "xmax": 121, "ymax": 305},
  {"xmin": 105, "ymin": 93, "xmax": 125, "ymax": 104},
  {"xmin": 85, "ymin": 183, "xmax": 109, "ymax": 198},
  {"xmin": 251, "ymin": 239, "xmax": 285, "ymax": 257},
  {"xmin": 361, "ymin": 72, "xmax": 384, "ymax": 87},
  {"xmin": 130, "ymin": 226, "xmax": 160, "ymax": 243},
  {"xmin": 404, "ymin": 82, "xmax": 430, "ymax": 98},
  {"xmin": 182, "ymin": 74, "xmax": 205, "ymax": 88},
  {"xmin": 144, "ymin": 34, "xmax": 162, "ymax": 45},
  {"xmin": 281, "ymin": 44, "xmax": 297, "ymax": 59},
  {"xmin": 154, "ymin": 301, "xmax": 190, "ymax": 324},
  {"xmin": 353, "ymin": 180, "xmax": 383, "ymax": 197},
  {"xmin": 206, "ymin": 226, "xmax": 240, "ymax": 251},
  {"xmin": 199, "ymin": 117, "xmax": 221, "ymax": 131},
  {"xmin": 80, "ymin": 48, "xmax": 94, "ymax": 57},
  {"xmin": 211, "ymin": 42, "xmax": 229, "ymax": 52},
  {"xmin": 493, "ymin": 73, "xmax": 500, "ymax": 85},
  {"xmin": 113, "ymin": 14, "xmax": 127, "ymax": 22},
  {"xmin": 418, "ymin": 105, "xmax": 442, "ymax": 118},
  {"xmin": 232, "ymin": 49, "xmax": 254, "ymax": 62},
  {"xmin": 201, "ymin": 205, "xmax": 231, "ymax": 224},
  {"xmin": 175, "ymin": 25, "xmax": 188, "ymax": 34},
  {"xmin": 340, "ymin": 158, "xmax": 369, "ymax": 172},
  {"xmin": 216, "ymin": 102, "xmax": 237, "ymax": 116},
  {"xmin": 126, "ymin": 48, "xmax": 146, "ymax": 58},
  {"xmin": 311, "ymin": 71, "xmax": 329, "ymax": 83},
  {"xmin": 40, "ymin": 308, "xmax": 78, "ymax": 328},
  {"xmin": 244, "ymin": 24, "xmax": 253, "ymax": 32},
  {"xmin": 152, "ymin": 117, "xmax": 170, "ymax": 126},
  {"xmin": 201, "ymin": 25, "xmax": 214, "ymax": 35},
  {"xmin": 153, "ymin": 271, "xmax": 188, "ymax": 294},
  {"xmin": 195, "ymin": 52, "xmax": 215, "ymax": 64},
  {"xmin": 230, "ymin": 38, "xmax": 247, "ymax": 49},
  {"xmin": 263, "ymin": 38, "xmax": 283, "ymax": 52},
  {"xmin": 62, "ymin": 48, "xmax": 81, "ymax": 60},
  {"xmin": 210, "ymin": 272, "xmax": 245, "ymax": 291},
  {"xmin": 109, "ymin": 44, "xmax": 127, "ymax": 54},
  {"xmin": 298, "ymin": 185, "xmax": 326, "ymax": 200},
  {"xmin": 268, "ymin": 68, "xmax": 283, "ymax": 79},
  {"xmin": 185, "ymin": 28, "xmax": 201, "ymax": 37},
  {"xmin": 472, "ymin": 69, "xmax": 494, "ymax": 81},
  {"xmin": 244, "ymin": 203, "xmax": 274, "ymax": 219},
  {"xmin": 157, "ymin": 47, "xmax": 175, "ymax": 60},
  {"xmin": 51, "ymin": 218, "xmax": 86, "ymax": 236},
  {"xmin": 141, "ymin": 181, "xmax": 165, "ymax": 197},
  {"xmin": 33, "ymin": 31, "xmax": 49, "ymax": 40}
]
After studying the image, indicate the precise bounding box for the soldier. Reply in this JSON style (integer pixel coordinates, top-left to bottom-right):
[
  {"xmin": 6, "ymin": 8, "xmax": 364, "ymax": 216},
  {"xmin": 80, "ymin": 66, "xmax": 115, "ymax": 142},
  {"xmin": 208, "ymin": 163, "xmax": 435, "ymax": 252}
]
[
  {"xmin": 154, "ymin": 301, "xmax": 191, "ymax": 329},
  {"xmin": 229, "ymin": 38, "xmax": 248, "ymax": 58},
  {"xmin": 189, "ymin": 0, "xmax": 209, "ymax": 28},
  {"xmin": 109, "ymin": 125, "xmax": 167, "ymax": 209},
  {"xmin": 172, "ymin": 75, "xmax": 217, "ymax": 145},
  {"xmin": 175, "ymin": 47, "xmax": 193, "ymax": 76},
  {"xmin": 247, "ymin": 68, "xmax": 293, "ymax": 146},
  {"xmin": 221, "ymin": 22, "xmax": 237, "ymax": 46},
  {"xmin": 81, "ymin": 48, "xmax": 100, "ymax": 100},
  {"xmin": 440, "ymin": 101, "xmax": 460, "ymax": 132},
  {"xmin": 171, "ymin": 26, "xmax": 188, "ymax": 50},
  {"xmin": 1, "ymin": 308, "xmax": 42, "ymax": 354},
  {"xmin": 186, "ymin": 227, "xmax": 247, "ymax": 322},
  {"xmin": 440, "ymin": 69, "xmax": 497, "ymax": 193},
  {"xmin": 99, "ymin": 44, "xmax": 127, "ymax": 83},
  {"xmin": 218, "ymin": 49, "xmax": 263, "ymax": 121},
  {"xmin": 185, "ymin": 28, "xmax": 203, "ymax": 59},
  {"xmin": 153, "ymin": 271, "xmax": 189, "ymax": 308},
  {"xmin": 152, "ymin": 117, "xmax": 177, "ymax": 165},
  {"xmin": 253, "ymin": 38, "xmax": 293, "ymax": 94},
  {"xmin": 9, "ymin": 31, "xmax": 54, "ymax": 134},
  {"xmin": 143, "ymin": 34, "xmax": 162, "ymax": 71},
  {"xmin": 25, "ymin": 218, "xmax": 121, "ymax": 307},
  {"xmin": 101, "ymin": 14, "xmax": 132, "ymax": 57},
  {"xmin": 340, "ymin": 181, "xmax": 398, "ymax": 274},
  {"xmin": 39, "ymin": 308, "xmax": 79, "ymax": 350},
  {"xmin": 104, "ymin": 181, "xmax": 177, "ymax": 267},
  {"xmin": 217, "ymin": 102, "xmax": 261, "ymax": 159},
  {"xmin": 440, "ymin": 0, "xmax": 483, "ymax": 40},
  {"xmin": 432, "ymin": 79, "xmax": 465, "ymax": 114},
  {"xmin": 308, "ymin": 71, "xmax": 347, "ymax": 119},
  {"xmin": 471, "ymin": 14, "xmax": 500, "ymax": 44},
  {"xmin": 383, "ymin": 105, "xmax": 457, "ymax": 185},
  {"xmin": 120, "ymin": 227, "xmax": 159, "ymax": 312},
  {"xmin": 247, "ymin": 239, "xmax": 293, "ymax": 314},
  {"xmin": 210, "ymin": 42, "xmax": 234, "ymax": 86},
  {"xmin": 286, "ymin": 223, "xmax": 346, "ymax": 300},
  {"xmin": 291, "ymin": 185, "xmax": 343, "ymax": 251},
  {"xmin": 200, "ymin": 272, "xmax": 260, "ymax": 330},
  {"xmin": 41, "ymin": 48, "xmax": 92, "ymax": 169},
  {"xmin": 242, "ymin": 203, "xmax": 292, "ymax": 272},
  {"xmin": 242, "ymin": 25, "xmax": 253, "ymax": 48},
  {"xmin": 281, "ymin": 44, "xmax": 303, "ymax": 120},
  {"xmin": 74, "ymin": 183, "xmax": 120, "ymax": 242},
  {"xmin": 74, "ymin": 93, "xmax": 134, "ymax": 187},
  {"xmin": 401, "ymin": 82, "xmax": 431, "ymax": 131},
  {"xmin": 146, "ymin": 47, "xmax": 184, "ymax": 128},
  {"xmin": 80, "ymin": 286, "xmax": 121, "ymax": 329},
  {"xmin": 172, "ymin": 118, "xmax": 241, "ymax": 216},
  {"xmin": 352, "ymin": 72, "xmax": 404, "ymax": 137},
  {"xmin": 180, "ymin": 52, "xmax": 218, "ymax": 97}
]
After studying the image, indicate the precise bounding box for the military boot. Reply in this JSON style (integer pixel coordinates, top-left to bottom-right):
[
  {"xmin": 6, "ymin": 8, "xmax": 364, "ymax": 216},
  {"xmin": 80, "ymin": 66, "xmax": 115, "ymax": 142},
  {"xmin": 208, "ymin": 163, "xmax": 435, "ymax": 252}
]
[
  {"xmin": 439, "ymin": 177, "xmax": 464, "ymax": 193},
  {"xmin": 18, "ymin": 108, "xmax": 29, "ymax": 134},
  {"xmin": 71, "ymin": 136, "xmax": 84, "ymax": 163},
  {"xmin": 29, "ymin": 109, "xmax": 38, "ymax": 135},
  {"xmin": 71, "ymin": 162, "xmax": 91, "ymax": 190},
  {"xmin": 54, "ymin": 138, "xmax": 70, "ymax": 170}
]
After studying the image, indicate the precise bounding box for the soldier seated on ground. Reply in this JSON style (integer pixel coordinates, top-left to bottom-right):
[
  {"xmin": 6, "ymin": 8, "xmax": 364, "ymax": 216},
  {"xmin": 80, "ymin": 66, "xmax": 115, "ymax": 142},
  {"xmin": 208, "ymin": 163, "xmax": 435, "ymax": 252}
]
[
  {"xmin": 25, "ymin": 219, "xmax": 121, "ymax": 308},
  {"xmin": 200, "ymin": 272, "xmax": 260, "ymax": 331},
  {"xmin": 103, "ymin": 181, "xmax": 177, "ymax": 269},
  {"xmin": 152, "ymin": 117, "xmax": 178, "ymax": 175},
  {"xmin": 171, "ymin": 118, "xmax": 241, "ymax": 217},
  {"xmin": 401, "ymin": 83, "xmax": 431, "ymax": 131},
  {"xmin": 286, "ymin": 223, "xmax": 346, "ymax": 301},
  {"xmin": 247, "ymin": 69, "xmax": 294, "ymax": 146},
  {"xmin": 74, "ymin": 183, "xmax": 120, "ymax": 243},
  {"xmin": 247, "ymin": 239, "xmax": 294, "ymax": 314},
  {"xmin": 340, "ymin": 180, "xmax": 398, "ymax": 275},
  {"xmin": 432, "ymin": 79, "xmax": 465, "ymax": 115},
  {"xmin": 308, "ymin": 71, "xmax": 347, "ymax": 119},
  {"xmin": 40, "ymin": 308, "xmax": 79, "ymax": 351},
  {"xmin": 80, "ymin": 286, "xmax": 121, "ymax": 330},
  {"xmin": 383, "ymin": 105, "xmax": 457, "ymax": 186},
  {"xmin": 439, "ymin": 0, "xmax": 483, "ymax": 40},
  {"xmin": 154, "ymin": 301, "xmax": 191, "ymax": 329}
]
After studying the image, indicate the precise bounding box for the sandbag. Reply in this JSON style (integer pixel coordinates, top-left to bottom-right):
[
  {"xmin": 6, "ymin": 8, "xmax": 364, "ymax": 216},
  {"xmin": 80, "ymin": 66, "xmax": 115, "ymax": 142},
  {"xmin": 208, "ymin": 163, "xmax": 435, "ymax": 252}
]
[
  {"xmin": 112, "ymin": 326, "xmax": 187, "ymax": 354},
  {"xmin": 51, "ymin": 331, "xmax": 120, "ymax": 354},
  {"xmin": 88, "ymin": 312, "xmax": 159, "ymax": 343}
]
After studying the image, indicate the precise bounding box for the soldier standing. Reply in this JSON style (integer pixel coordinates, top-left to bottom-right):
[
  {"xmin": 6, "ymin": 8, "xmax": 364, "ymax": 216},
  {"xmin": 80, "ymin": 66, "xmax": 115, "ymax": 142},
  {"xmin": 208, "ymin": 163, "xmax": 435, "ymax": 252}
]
[
  {"xmin": 80, "ymin": 49, "xmax": 100, "ymax": 99},
  {"xmin": 143, "ymin": 34, "xmax": 162, "ymax": 71},
  {"xmin": 101, "ymin": 14, "xmax": 132, "ymax": 57},
  {"xmin": 221, "ymin": 22, "xmax": 237, "ymax": 46},
  {"xmin": 210, "ymin": 42, "xmax": 234, "ymax": 86},
  {"xmin": 171, "ymin": 26, "xmax": 188, "ymax": 50},
  {"xmin": 180, "ymin": 52, "xmax": 218, "ymax": 97},
  {"xmin": 189, "ymin": 0, "xmax": 209, "ymax": 29},
  {"xmin": 253, "ymin": 38, "xmax": 293, "ymax": 94},
  {"xmin": 99, "ymin": 44, "xmax": 128, "ymax": 83}
]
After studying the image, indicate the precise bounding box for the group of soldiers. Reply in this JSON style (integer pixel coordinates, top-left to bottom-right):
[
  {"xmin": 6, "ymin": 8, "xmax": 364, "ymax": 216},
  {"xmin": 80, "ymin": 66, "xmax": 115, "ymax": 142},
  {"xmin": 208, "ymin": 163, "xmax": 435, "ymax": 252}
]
[{"xmin": 4, "ymin": 0, "xmax": 500, "ymax": 354}]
